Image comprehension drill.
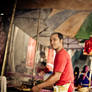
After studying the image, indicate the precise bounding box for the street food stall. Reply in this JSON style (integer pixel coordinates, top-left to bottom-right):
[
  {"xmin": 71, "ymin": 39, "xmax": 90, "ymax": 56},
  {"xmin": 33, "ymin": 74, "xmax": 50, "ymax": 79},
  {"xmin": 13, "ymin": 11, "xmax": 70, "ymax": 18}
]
[{"xmin": 0, "ymin": 0, "xmax": 92, "ymax": 92}]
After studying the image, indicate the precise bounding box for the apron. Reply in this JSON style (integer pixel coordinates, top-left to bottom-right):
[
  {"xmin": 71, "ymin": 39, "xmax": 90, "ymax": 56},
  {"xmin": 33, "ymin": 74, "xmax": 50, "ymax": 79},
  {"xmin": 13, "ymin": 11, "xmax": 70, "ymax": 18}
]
[{"xmin": 53, "ymin": 83, "xmax": 70, "ymax": 92}]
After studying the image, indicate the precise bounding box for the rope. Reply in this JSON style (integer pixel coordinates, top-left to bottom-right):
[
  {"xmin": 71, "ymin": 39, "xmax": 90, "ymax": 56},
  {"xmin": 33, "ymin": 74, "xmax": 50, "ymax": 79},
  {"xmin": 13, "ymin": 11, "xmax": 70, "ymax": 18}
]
[{"xmin": 1, "ymin": 0, "xmax": 17, "ymax": 76}]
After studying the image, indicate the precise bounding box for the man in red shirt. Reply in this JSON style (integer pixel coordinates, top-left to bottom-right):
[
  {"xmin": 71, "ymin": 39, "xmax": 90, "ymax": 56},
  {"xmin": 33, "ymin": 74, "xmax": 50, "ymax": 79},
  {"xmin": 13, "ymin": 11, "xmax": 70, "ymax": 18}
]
[{"xmin": 32, "ymin": 32, "xmax": 74, "ymax": 92}]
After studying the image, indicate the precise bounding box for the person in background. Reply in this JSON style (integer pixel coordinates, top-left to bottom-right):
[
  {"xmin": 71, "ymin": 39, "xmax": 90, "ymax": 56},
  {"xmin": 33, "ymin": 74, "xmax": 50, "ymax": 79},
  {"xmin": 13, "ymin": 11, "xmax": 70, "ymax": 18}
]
[
  {"xmin": 36, "ymin": 61, "xmax": 52, "ymax": 80},
  {"xmin": 78, "ymin": 65, "xmax": 91, "ymax": 88},
  {"xmin": 74, "ymin": 66, "xmax": 80, "ymax": 87},
  {"xmin": 37, "ymin": 61, "xmax": 52, "ymax": 74},
  {"xmin": 32, "ymin": 32, "xmax": 74, "ymax": 92}
]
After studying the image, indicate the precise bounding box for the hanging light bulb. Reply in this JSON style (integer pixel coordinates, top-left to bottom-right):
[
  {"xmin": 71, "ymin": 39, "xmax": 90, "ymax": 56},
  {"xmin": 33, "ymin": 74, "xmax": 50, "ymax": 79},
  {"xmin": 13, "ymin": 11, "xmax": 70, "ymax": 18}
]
[{"xmin": 0, "ymin": 13, "xmax": 4, "ymax": 16}]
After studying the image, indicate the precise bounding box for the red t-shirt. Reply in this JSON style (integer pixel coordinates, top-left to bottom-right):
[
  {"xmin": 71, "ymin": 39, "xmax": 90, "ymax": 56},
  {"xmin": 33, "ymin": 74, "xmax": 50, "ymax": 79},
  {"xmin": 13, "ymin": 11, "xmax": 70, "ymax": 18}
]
[{"xmin": 53, "ymin": 48, "xmax": 74, "ymax": 92}]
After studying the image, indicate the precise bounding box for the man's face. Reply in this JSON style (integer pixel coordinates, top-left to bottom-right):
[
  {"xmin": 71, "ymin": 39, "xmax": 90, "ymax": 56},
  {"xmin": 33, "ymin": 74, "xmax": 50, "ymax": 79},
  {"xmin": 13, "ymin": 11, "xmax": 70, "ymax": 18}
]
[
  {"xmin": 50, "ymin": 34, "xmax": 62, "ymax": 50},
  {"xmin": 85, "ymin": 66, "xmax": 89, "ymax": 72}
]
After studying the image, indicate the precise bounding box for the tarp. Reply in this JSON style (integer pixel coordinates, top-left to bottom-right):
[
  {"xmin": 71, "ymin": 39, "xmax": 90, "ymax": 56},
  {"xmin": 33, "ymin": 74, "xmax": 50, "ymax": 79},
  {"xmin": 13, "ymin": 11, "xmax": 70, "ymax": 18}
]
[{"xmin": 75, "ymin": 13, "xmax": 92, "ymax": 40}]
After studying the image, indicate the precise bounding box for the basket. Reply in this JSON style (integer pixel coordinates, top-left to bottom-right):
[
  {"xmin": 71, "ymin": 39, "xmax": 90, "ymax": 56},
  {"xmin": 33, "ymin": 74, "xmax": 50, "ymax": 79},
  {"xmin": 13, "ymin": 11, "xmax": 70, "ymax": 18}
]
[{"xmin": 78, "ymin": 87, "xmax": 89, "ymax": 92}]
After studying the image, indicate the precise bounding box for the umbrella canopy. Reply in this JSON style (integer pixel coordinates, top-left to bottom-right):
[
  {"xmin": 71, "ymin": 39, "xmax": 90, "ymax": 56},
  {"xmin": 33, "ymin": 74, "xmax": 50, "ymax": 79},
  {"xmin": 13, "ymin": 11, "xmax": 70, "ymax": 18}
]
[
  {"xmin": 14, "ymin": 9, "xmax": 90, "ymax": 46},
  {"xmin": 1, "ymin": 0, "xmax": 92, "ymax": 46},
  {"xmin": 75, "ymin": 13, "xmax": 92, "ymax": 39}
]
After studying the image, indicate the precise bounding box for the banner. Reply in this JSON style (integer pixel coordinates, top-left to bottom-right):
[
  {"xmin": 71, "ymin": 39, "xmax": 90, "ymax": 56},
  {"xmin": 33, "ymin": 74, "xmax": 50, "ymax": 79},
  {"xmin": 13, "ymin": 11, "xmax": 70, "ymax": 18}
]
[
  {"xmin": 26, "ymin": 37, "xmax": 36, "ymax": 68},
  {"xmin": 47, "ymin": 49, "xmax": 55, "ymax": 71}
]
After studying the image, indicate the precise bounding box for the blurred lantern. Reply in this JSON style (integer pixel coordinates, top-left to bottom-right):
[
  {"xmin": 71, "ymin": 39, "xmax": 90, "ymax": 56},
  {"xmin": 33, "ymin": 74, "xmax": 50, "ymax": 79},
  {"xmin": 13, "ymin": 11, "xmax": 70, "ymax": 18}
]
[{"xmin": 83, "ymin": 36, "xmax": 92, "ymax": 55}]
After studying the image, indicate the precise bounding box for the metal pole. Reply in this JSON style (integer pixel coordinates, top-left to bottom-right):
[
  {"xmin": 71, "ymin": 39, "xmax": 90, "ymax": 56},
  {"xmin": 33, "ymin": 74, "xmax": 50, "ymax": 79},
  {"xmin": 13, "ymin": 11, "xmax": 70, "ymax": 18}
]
[
  {"xmin": 33, "ymin": 9, "xmax": 41, "ymax": 77},
  {"xmin": 1, "ymin": 0, "xmax": 17, "ymax": 76}
]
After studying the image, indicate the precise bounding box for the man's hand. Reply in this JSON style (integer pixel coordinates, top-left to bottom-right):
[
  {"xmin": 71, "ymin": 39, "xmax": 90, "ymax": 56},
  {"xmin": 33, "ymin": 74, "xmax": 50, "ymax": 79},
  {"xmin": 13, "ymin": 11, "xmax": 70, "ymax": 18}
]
[{"xmin": 32, "ymin": 86, "xmax": 41, "ymax": 92}]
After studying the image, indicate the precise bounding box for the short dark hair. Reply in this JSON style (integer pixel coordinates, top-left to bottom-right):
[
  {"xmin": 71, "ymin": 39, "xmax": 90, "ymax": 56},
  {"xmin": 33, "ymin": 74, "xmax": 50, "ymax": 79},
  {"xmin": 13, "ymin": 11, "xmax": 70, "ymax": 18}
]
[
  {"xmin": 51, "ymin": 32, "xmax": 63, "ymax": 40},
  {"xmin": 41, "ymin": 61, "xmax": 46, "ymax": 66}
]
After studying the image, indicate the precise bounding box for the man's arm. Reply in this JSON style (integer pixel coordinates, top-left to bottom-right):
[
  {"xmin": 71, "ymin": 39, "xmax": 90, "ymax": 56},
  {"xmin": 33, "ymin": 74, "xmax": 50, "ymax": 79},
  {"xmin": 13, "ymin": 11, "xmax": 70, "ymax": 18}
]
[{"xmin": 32, "ymin": 72, "xmax": 61, "ymax": 92}]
